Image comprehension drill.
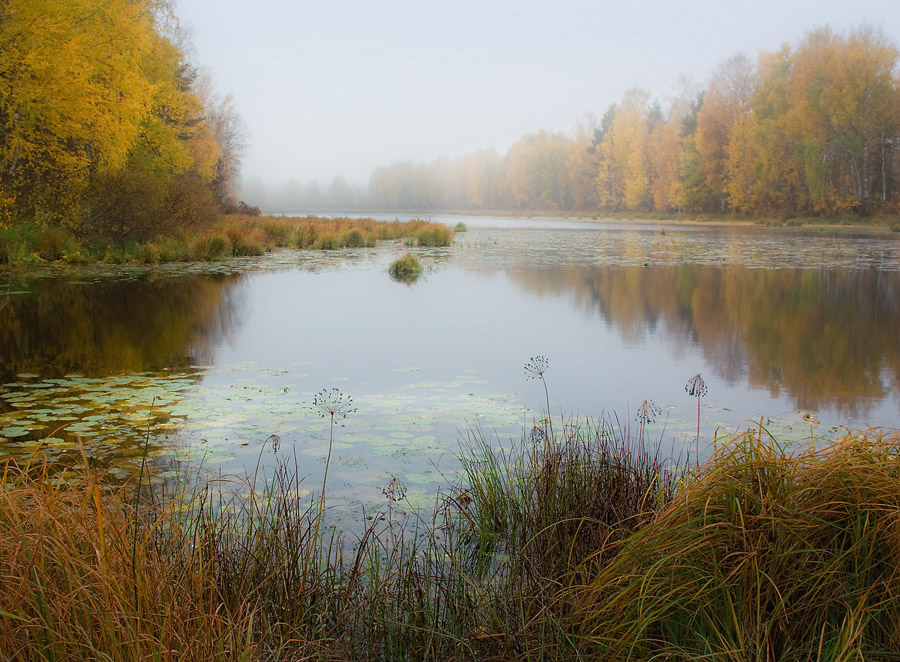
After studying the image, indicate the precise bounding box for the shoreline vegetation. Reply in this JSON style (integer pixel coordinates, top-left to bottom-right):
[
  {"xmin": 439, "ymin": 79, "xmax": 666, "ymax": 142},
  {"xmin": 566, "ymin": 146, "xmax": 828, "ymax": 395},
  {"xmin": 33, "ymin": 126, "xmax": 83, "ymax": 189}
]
[
  {"xmin": 0, "ymin": 215, "xmax": 454, "ymax": 266},
  {"xmin": 1, "ymin": 210, "xmax": 895, "ymax": 268},
  {"xmin": 2, "ymin": 417, "xmax": 900, "ymax": 659},
  {"xmin": 452, "ymin": 208, "xmax": 900, "ymax": 231}
]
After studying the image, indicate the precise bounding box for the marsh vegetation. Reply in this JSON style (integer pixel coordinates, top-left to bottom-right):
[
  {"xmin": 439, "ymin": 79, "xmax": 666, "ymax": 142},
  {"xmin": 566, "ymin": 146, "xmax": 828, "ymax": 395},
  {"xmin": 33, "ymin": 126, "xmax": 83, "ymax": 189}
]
[
  {"xmin": 0, "ymin": 215, "xmax": 452, "ymax": 265},
  {"xmin": 2, "ymin": 419, "xmax": 899, "ymax": 660}
]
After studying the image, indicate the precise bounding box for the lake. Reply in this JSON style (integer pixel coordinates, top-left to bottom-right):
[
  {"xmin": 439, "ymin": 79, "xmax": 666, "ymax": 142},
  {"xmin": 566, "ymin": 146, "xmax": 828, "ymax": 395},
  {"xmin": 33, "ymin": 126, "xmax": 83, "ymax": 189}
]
[{"xmin": 1, "ymin": 216, "xmax": 898, "ymax": 516}]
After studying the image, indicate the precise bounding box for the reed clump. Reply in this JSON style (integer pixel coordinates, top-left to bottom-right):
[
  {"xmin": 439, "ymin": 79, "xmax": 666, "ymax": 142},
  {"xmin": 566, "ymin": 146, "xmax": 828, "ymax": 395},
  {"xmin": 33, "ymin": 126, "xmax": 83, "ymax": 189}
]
[{"xmin": 410, "ymin": 223, "xmax": 454, "ymax": 247}]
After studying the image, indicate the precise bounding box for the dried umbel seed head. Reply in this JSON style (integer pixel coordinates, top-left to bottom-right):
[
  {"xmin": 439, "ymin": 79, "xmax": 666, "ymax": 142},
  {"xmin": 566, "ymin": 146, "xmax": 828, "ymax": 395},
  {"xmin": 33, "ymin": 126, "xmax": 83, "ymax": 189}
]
[
  {"xmin": 382, "ymin": 474, "xmax": 407, "ymax": 502},
  {"xmin": 313, "ymin": 387, "xmax": 356, "ymax": 423},
  {"xmin": 685, "ymin": 373, "xmax": 708, "ymax": 398},
  {"xmin": 635, "ymin": 399, "xmax": 662, "ymax": 425},
  {"xmin": 524, "ymin": 355, "xmax": 549, "ymax": 380},
  {"xmin": 528, "ymin": 424, "xmax": 548, "ymax": 445}
]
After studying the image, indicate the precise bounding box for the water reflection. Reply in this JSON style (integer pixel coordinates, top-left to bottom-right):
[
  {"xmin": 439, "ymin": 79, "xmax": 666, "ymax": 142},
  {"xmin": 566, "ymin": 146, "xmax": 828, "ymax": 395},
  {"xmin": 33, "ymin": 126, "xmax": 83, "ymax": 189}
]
[
  {"xmin": 0, "ymin": 273, "xmax": 245, "ymax": 479},
  {"xmin": 1, "ymin": 222, "xmax": 898, "ymax": 489},
  {"xmin": 0, "ymin": 273, "xmax": 243, "ymax": 380},
  {"xmin": 509, "ymin": 265, "xmax": 900, "ymax": 417}
]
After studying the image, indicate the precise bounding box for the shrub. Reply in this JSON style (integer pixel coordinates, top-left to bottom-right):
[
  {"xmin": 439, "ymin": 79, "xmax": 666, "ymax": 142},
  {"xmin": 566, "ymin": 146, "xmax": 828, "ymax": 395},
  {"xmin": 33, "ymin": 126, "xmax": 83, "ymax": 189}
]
[
  {"xmin": 453, "ymin": 222, "xmax": 468, "ymax": 232},
  {"xmin": 84, "ymin": 167, "xmax": 165, "ymax": 241},
  {"xmin": 35, "ymin": 227, "xmax": 65, "ymax": 260},
  {"xmin": 164, "ymin": 173, "xmax": 221, "ymax": 233}
]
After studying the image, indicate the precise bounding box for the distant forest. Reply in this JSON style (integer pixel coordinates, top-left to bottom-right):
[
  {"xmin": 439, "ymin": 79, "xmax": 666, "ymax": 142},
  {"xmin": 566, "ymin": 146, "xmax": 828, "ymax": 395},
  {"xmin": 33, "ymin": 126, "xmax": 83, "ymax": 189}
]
[{"xmin": 249, "ymin": 25, "xmax": 900, "ymax": 219}]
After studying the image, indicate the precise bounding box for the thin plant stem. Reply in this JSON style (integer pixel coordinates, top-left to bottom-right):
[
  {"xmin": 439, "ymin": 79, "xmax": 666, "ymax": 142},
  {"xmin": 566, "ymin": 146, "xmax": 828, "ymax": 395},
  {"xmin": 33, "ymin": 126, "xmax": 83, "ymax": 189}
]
[
  {"xmin": 542, "ymin": 374, "xmax": 554, "ymax": 443},
  {"xmin": 696, "ymin": 396, "xmax": 701, "ymax": 466},
  {"xmin": 313, "ymin": 412, "xmax": 335, "ymax": 549}
]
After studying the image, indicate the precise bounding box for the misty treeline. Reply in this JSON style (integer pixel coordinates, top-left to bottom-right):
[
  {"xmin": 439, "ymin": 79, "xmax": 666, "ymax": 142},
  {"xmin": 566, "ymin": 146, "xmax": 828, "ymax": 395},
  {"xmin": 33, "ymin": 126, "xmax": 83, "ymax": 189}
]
[
  {"xmin": 251, "ymin": 25, "xmax": 900, "ymax": 218},
  {"xmin": 0, "ymin": 0, "xmax": 251, "ymax": 241}
]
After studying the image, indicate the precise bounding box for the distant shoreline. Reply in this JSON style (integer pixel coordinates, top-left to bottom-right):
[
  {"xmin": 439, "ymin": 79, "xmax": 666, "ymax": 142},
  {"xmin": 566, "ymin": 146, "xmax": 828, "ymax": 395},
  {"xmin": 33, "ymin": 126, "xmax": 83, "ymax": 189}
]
[{"xmin": 270, "ymin": 209, "xmax": 900, "ymax": 233}]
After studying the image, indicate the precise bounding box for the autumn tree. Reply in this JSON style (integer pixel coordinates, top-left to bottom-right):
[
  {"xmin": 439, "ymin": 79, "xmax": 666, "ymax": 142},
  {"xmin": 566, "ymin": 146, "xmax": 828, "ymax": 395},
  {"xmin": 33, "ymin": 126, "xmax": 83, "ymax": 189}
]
[
  {"xmin": 0, "ymin": 0, "xmax": 235, "ymax": 237},
  {"xmin": 695, "ymin": 54, "xmax": 756, "ymax": 211},
  {"xmin": 594, "ymin": 90, "xmax": 656, "ymax": 211},
  {"xmin": 724, "ymin": 26, "xmax": 900, "ymax": 216},
  {"xmin": 0, "ymin": 0, "xmax": 160, "ymax": 226},
  {"xmin": 194, "ymin": 73, "xmax": 247, "ymax": 212}
]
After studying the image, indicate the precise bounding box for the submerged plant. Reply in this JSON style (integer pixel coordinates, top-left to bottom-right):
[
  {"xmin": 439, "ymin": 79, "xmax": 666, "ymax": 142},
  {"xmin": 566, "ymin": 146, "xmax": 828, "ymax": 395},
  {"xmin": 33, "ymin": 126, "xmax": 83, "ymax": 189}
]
[
  {"xmin": 525, "ymin": 355, "xmax": 553, "ymax": 442},
  {"xmin": 685, "ymin": 373, "xmax": 708, "ymax": 462}
]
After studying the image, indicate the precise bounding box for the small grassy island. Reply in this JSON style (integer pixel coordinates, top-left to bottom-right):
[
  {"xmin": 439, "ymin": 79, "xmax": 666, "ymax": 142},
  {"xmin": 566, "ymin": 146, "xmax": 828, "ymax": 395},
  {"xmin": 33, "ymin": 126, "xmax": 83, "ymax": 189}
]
[{"xmin": 388, "ymin": 252, "xmax": 423, "ymax": 281}]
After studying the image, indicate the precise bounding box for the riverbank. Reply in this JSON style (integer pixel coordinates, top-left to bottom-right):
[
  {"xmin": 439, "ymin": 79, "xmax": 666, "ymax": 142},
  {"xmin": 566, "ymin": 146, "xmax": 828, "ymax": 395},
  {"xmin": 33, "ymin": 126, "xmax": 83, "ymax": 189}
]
[
  {"xmin": 329, "ymin": 208, "xmax": 900, "ymax": 232},
  {"xmin": 2, "ymin": 420, "xmax": 898, "ymax": 660},
  {"xmin": 0, "ymin": 215, "xmax": 455, "ymax": 266}
]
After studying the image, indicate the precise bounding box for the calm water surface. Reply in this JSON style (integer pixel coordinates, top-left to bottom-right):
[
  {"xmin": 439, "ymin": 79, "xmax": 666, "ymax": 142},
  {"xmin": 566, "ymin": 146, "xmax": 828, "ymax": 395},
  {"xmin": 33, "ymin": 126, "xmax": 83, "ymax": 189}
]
[{"xmin": 1, "ymin": 218, "xmax": 898, "ymax": 514}]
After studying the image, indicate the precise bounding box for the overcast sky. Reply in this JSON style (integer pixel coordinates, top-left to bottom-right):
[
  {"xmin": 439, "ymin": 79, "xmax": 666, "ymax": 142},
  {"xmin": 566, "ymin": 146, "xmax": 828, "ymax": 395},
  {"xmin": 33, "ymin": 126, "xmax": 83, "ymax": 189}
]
[{"xmin": 175, "ymin": 0, "xmax": 900, "ymax": 187}]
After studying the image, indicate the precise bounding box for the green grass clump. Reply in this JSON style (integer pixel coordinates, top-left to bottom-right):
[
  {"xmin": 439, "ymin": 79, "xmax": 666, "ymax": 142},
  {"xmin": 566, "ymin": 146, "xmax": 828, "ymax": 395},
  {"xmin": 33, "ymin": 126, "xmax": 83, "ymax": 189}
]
[
  {"xmin": 314, "ymin": 232, "xmax": 340, "ymax": 250},
  {"xmin": 388, "ymin": 252, "xmax": 423, "ymax": 281},
  {"xmin": 575, "ymin": 427, "xmax": 900, "ymax": 660},
  {"xmin": 453, "ymin": 221, "xmax": 468, "ymax": 232}
]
